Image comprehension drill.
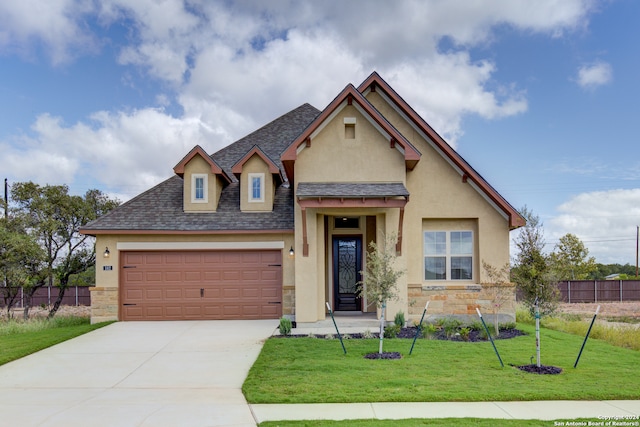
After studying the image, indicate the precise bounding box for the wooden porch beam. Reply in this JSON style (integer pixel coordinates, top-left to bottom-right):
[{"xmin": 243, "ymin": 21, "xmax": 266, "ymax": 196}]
[{"xmin": 301, "ymin": 207, "xmax": 309, "ymax": 257}]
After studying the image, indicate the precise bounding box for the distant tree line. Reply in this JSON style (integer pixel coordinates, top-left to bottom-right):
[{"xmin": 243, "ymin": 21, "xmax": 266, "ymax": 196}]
[
  {"xmin": 1, "ymin": 181, "xmax": 119, "ymax": 319},
  {"xmin": 511, "ymin": 206, "xmax": 638, "ymax": 316},
  {"xmin": 588, "ymin": 263, "xmax": 639, "ymax": 280}
]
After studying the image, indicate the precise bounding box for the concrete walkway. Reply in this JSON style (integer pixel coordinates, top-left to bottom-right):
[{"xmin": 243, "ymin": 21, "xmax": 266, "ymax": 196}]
[
  {"xmin": 251, "ymin": 400, "xmax": 640, "ymax": 423},
  {"xmin": 0, "ymin": 320, "xmax": 278, "ymax": 427}
]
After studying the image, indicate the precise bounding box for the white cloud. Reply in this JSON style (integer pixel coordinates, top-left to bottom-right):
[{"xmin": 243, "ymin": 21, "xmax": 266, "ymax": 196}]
[
  {"xmin": 382, "ymin": 54, "xmax": 527, "ymax": 143},
  {"xmin": 548, "ymin": 189, "xmax": 640, "ymax": 264},
  {"xmin": 575, "ymin": 61, "xmax": 613, "ymax": 89},
  {"xmin": 0, "ymin": 0, "xmax": 97, "ymax": 65},
  {"xmin": 180, "ymin": 28, "xmax": 365, "ymax": 142},
  {"xmin": 0, "ymin": 0, "xmax": 597, "ymax": 200},
  {"xmin": 1, "ymin": 110, "xmax": 210, "ymax": 197}
]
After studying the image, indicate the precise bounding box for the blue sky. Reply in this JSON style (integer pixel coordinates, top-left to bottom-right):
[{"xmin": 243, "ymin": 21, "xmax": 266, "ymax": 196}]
[{"xmin": 1, "ymin": 0, "xmax": 638, "ymax": 265}]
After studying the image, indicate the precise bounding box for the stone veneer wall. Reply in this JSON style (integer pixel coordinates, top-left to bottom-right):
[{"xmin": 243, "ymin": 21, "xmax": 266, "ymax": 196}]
[
  {"xmin": 283, "ymin": 285, "xmax": 295, "ymax": 316},
  {"xmin": 90, "ymin": 287, "xmax": 118, "ymax": 324},
  {"xmin": 408, "ymin": 283, "xmax": 516, "ymax": 324}
]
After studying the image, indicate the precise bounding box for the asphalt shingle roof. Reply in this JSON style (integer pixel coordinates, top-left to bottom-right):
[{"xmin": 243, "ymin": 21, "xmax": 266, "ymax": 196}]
[
  {"xmin": 296, "ymin": 182, "xmax": 409, "ymax": 198},
  {"xmin": 213, "ymin": 104, "xmax": 320, "ymax": 182},
  {"xmin": 82, "ymin": 104, "xmax": 319, "ymax": 233}
]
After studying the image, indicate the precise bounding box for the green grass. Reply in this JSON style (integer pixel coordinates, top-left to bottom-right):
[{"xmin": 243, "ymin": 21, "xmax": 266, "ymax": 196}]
[
  {"xmin": 243, "ymin": 323, "xmax": 640, "ymax": 404},
  {"xmin": 0, "ymin": 316, "xmax": 114, "ymax": 366},
  {"xmin": 260, "ymin": 418, "xmax": 594, "ymax": 426},
  {"xmin": 260, "ymin": 419, "xmax": 592, "ymax": 427},
  {"xmin": 517, "ymin": 306, "xmax": 640, "ymax": 351}
]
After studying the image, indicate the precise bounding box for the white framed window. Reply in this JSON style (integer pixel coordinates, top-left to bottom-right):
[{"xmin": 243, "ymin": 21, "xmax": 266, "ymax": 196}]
[
  {"xmin": 248, "ymin": 173, "xmax": 264, "ymax": 203},
  {"xmin": 424, "ymin": 230, "xmax": 473, "ymax": 280},
  {"xmin": 191, "ymin": 174, "xmax": 208, "ymax": 203}
]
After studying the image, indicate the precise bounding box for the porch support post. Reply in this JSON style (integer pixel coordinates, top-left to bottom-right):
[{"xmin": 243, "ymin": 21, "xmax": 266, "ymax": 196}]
[
  {"xmin": 301, "ymin": 207, "xmax": 309, "ymax": 257},
  {"xmin": 396, "ymin": 206, "xmax": 405, "ymax": 255}
]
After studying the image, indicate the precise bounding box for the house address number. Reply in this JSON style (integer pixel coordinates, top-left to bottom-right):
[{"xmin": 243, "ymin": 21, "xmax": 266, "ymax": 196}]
[{"xmin": 103, "ymin": 266, "xmax": 113, "ymax": 271}]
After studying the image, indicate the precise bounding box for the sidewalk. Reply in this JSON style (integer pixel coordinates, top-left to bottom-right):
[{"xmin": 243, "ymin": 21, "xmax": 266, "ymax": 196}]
[{"xmin": 251, "ymin": 400, "xmax": 640, "ymax": 423}]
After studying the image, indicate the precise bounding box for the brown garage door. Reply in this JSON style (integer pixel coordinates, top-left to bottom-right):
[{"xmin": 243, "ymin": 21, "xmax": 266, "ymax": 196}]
[{"xmin": 120, "ymin": 250, "xmax": 282, "ymax": 321}]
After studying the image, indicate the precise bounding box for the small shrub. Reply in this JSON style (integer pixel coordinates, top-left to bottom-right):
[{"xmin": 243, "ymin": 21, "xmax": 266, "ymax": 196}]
[
  {"xmin": 516, "ymin": 306, "xmax": 534, "ymax": 325},
  {"xmin": 324, "ymin": 334, "xmax": 335, "ymax": 340},
  {"xmin": 477, "ymin": 326, "xmax": 488, "ymax": 340},
  {"xmin": 469, "ymin": 320, "xmax": 484, "ymax": 331},
  {"xmin": 279, "ymin": 317, "xmax": 292, "ymax": 336},
  {"xmin": 441, "ymin": 317, "xmax": 462, "ymax": 339},
  {"xmin": 362, "ymin": 329, "xmax": 374, "ymax": 339},
  {"xmin": 501, "ymin": 321, "xmax": 517, "ymax": 330},
  {"xmin": 394, "ymin": 311, "xmax": 405, "ymax": 327},
  {"xmin": 459, "ymin": 327, "xmax": 471, "ymax": 342},
  {"xmin": 342, "ymin": 334, "xmax": 352, "ymax": 340},
  {"xmin": 384, "ymin": 324, "xmax": 401, "ymax": 339},
  {"xmin": 421, "ymin": 323, "xmax": 437, "ymax": 339}
]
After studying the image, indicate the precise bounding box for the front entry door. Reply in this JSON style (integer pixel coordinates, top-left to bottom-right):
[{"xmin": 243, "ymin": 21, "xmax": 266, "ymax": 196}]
[{"xmin": 332, "ymin": 236, "xmax": 363, "ymax": 311}]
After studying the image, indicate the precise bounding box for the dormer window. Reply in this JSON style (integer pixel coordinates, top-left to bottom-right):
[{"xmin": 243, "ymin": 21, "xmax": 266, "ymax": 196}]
[
  {"xmin": 191, "ymin": 174, "xmax": 208, "ymax": 203},
  {"xmin": 249, "ymin": 173, "xmax": 264, "ymax": 203}
]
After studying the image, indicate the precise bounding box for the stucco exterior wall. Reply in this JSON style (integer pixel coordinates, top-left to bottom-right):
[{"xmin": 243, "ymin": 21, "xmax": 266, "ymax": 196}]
[
  {"xmin": 364, "ymin": 90, "xmax": 514, "ymax": 323},
  {"xmin": 239, "ymin": 154, "xmax": 275, "ymax": 212},
  {"xmin": 293, "ymin": 104, "xmax": 410, "ymax": 322},
  {"xmin": 182, "ymin": 154, "xmax": 219, "ymax": 212},
  {"xmin": 296, "ymin": 105, "xmax": 406, "ymax": 183}
]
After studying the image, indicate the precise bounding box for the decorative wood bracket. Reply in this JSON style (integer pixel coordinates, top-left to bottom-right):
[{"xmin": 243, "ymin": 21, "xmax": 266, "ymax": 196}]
[{"xmin": 396, "ymin": 207, "xmax": 405, "ymax": 255}]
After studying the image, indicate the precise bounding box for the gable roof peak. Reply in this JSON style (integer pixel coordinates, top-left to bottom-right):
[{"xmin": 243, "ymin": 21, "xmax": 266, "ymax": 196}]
[
  {"xmin": 231, "ymin": 144, "xmax": 282, "ymax": 180},
  {"xmin": 281, "ymin": 83, "xmax": 421, "ymax": 182},
  {"xmin": 358, "ymin": 71, "xmax": 525, "ymax": 229},
  {"xmin": 173, "ymin": 145, "xmax": 231, "ymax": 183}
]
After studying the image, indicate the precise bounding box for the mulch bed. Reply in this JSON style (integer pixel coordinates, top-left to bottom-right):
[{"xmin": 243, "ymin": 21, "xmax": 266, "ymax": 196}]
[
  {"xmin": 278, "ymin": 326, "xmax": 525, "ymax": 342},
  {"xmin": 395, "ymin": 327, "xmax": 525, "ymax": 341},
  {"xmin": 364, "ymin": 352, "xmax": 402, "ymax": 360},
  {"xmin": 515, "ymin": 364, "xmax": 563, "ymax": 375}
]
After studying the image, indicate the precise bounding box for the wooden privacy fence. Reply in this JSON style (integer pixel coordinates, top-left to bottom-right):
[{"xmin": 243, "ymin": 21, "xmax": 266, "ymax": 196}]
[
  {"xmin": 557, "ymin": 280, "xmax": 640, "ymax": 303},
  {"xmin": 0, "ymin": 286, "xmax": 91, "ymax": 308}
]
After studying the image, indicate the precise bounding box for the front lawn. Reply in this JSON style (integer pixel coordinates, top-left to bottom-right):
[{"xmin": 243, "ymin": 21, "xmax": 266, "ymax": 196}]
[
  {"xmin": 0, "ymin": 316, "xmax": 113, "ymax": 365},
  {"xmin": 260, "ymin": 418, "xmax": 592, "ymax": 427},
  {"xmin": 243, "ymin": 323, "xmax": 640, "ymax": 403}
]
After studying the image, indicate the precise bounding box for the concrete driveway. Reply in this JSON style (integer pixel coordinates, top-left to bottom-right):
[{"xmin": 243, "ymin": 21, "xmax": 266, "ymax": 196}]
[{"xmin": 0, "ymin": 320, "xmax": 277, "ymax": 427}]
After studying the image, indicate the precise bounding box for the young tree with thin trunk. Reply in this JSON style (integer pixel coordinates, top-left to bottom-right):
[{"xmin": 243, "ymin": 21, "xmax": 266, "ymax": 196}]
[
  {"xmin": 481, "ymin": 261, "xmax": 513, "ymax": 337},
  {"xmin": 511, "ymin": 206, "xmax": 559, "ymax": 317},
  {"xmin": 357, "ymin": 233, "xmax": 404, "ymax": 354}
]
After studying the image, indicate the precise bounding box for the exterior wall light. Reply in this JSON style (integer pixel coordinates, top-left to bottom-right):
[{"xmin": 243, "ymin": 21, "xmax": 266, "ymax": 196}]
[
  {"xmin": 103, "ymin": 247, "xmax": 110, "ymax": 258},
  {"xmin": 289, "ymin": 246, "xmax": 295, "ymax": 257}
]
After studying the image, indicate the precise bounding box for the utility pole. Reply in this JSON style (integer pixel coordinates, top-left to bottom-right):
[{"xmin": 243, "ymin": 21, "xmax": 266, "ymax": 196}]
[
  {"xmin": 3, "ymin": 178, "xmax": 7, "ymax": 219},
  {"xmin": 636, "ymin": 225, "xmax": 640, "ymax": 278}
]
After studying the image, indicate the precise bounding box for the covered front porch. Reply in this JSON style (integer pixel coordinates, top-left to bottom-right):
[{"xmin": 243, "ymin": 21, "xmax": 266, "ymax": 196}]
[{"xmin": 292, "ymin": 182, "xmax": 409, "ymax": 323}]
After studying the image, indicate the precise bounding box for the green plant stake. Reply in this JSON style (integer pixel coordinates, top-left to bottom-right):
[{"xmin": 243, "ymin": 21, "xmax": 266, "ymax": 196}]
[
  {"xmin": 475, "ymin": 308, "xmax": 504, "ymax": 367},
  {"xmin": 409, "ymin": 301, "xmax": 429, "ymax": 355},
  {"xmin": 326, "ymin": 302, "xmax": 346, "ymax": 354},
  {"xmin": 574, "ymin": 305, "xmax": 600, "ymax": 368}
]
